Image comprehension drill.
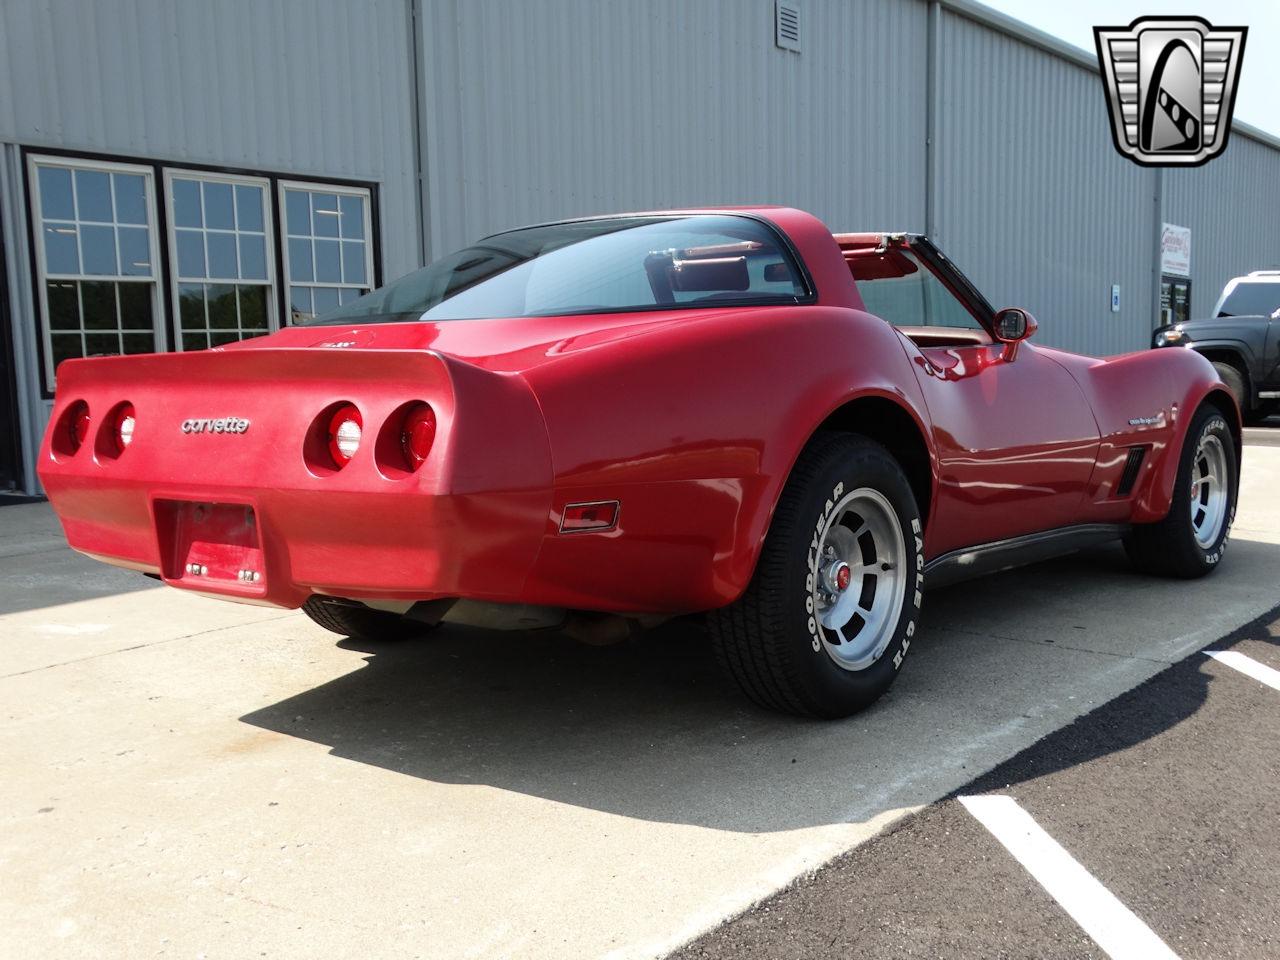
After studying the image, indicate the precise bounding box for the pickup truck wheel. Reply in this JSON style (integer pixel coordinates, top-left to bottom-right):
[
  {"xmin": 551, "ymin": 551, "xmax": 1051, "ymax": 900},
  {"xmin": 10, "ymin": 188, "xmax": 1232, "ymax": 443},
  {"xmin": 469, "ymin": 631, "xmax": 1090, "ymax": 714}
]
[
  {"xmin": 1125, "ymin": 405, "xmax": 1237, "ymax": 578},
  {"xmin": 301, "ymin": 596, "xmax": 432, "ymax": 642},
  {"xmin": 707, "ymin": 433, "xmax": 923, "ymax": 718},
  {"xmin": 1211, "ymin": 362, "xmax": 1250, "ymax": 420}
]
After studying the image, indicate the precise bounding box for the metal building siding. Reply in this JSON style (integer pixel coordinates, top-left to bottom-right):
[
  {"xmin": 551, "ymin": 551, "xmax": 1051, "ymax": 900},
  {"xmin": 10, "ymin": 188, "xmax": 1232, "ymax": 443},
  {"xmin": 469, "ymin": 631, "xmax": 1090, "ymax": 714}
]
[
  {"xmin": 933, "ymin": 10, "xmax": 1155, "ymax": 358},
  {"xmin": 1166, "ymin": 133, "xmax": 1280, "ymax": 318},
  {"xmin": 416, "ymin": 0, "xmax": 930, "ymax": 257},
  {"xmin": 0, "ymin": 0, "xmax": 421, "ymax": 277}
]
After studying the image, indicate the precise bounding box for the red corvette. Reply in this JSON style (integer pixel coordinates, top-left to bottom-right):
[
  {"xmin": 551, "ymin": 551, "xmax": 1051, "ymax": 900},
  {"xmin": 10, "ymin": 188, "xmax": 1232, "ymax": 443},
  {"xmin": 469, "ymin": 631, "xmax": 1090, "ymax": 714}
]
[{"xmin": 39, "ymin": 207, "xmax": 1239, "ymax": 717}]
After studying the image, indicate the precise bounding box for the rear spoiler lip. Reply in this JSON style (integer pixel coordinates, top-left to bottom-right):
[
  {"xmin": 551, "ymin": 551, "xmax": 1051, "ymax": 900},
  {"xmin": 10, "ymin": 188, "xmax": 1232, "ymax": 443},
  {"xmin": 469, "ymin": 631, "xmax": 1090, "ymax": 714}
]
[{"xmin": 51, "ymin": 346, "xmax": 457, "ymax": 393}]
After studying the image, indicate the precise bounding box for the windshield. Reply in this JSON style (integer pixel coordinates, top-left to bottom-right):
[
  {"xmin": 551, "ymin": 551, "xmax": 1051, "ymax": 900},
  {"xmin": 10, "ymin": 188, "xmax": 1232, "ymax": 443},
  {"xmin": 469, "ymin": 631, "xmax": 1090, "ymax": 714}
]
[
  {"xmin": 302, "ymin": 214, "xmax": 809, "ymax": 325},
  {"xmin": 1217, "ymin": 280, "xmax": 1280, "ymax": 317}
]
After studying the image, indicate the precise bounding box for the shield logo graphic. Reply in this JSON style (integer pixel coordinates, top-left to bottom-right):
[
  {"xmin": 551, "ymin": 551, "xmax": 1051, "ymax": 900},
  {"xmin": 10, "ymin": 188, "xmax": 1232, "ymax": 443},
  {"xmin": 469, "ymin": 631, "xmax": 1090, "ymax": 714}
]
[{"xmin": 1094, "ymin": 17, "xmax": 1247, "ymax": 167}]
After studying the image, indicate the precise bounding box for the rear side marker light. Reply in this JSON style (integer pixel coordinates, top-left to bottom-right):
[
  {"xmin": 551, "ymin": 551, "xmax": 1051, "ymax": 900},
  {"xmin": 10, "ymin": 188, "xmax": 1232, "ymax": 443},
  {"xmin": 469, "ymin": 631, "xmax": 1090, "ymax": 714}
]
[
  {"xmin": 559, "ymin": 500, "xmax": 620, "ymax": 533},
  {"xmin": 400, "ymin": 403, "xmax": 437, "ymax": 469},
  {"xmin": 327, "ymin": 405, "xmax": 363, "ymax": 467}
]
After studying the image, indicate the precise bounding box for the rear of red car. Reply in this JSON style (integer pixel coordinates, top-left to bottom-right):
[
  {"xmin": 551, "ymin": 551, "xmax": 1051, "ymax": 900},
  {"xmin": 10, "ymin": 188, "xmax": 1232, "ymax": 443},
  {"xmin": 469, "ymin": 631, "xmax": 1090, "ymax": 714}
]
[{"xmin": 38, "ymin": 346, "xmax": 553, "ymax": 608}]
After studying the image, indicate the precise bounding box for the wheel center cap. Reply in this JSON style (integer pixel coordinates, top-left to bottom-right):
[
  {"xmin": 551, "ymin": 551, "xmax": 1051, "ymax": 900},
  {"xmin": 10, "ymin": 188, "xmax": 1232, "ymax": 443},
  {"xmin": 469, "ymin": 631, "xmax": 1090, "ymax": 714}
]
[{"xmin": 823, "ymin": 559, "xmax": 852, "ymax": 594}]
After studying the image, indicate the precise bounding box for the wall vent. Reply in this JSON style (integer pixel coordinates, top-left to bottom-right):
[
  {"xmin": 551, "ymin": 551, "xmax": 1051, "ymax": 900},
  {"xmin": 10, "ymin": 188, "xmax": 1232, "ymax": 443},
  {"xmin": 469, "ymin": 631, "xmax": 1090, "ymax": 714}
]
[{"xmin": 775, "ymin": 1, "xmax": 801, "ymax": 53}]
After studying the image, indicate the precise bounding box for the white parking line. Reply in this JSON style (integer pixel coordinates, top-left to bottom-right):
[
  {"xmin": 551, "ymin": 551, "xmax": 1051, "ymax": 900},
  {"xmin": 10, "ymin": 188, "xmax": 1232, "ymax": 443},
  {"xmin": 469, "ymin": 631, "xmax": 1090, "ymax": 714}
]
[
  {"xmin": 1205, "ymin": 650, "xmax": 1280, "ymax": 691},
  {"xmin": 959, "ymin": 795, "xmax": 1179, "ymax": 960}
]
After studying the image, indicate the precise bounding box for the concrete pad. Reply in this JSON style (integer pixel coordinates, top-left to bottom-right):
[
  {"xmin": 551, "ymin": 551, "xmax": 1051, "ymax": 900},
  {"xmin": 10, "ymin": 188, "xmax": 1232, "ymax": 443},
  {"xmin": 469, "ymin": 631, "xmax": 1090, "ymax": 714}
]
[{"xmin": 3, "ymin": 443, "xmax": 1280, "ymax": 959}]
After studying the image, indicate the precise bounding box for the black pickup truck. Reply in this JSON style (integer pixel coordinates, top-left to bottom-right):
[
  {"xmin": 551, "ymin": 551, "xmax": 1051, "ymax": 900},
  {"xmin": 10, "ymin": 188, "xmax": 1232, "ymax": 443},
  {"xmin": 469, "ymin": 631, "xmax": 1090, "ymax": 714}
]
[{"xmin": 1153, "ymin": 272, "xmax": 1280, "ymax": 424}]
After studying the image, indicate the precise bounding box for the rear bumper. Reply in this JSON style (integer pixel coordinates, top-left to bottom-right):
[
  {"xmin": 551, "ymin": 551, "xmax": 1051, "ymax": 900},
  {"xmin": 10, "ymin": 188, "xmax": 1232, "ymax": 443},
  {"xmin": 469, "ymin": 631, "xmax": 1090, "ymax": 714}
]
[{"xmin": 46, "ymin": 480, "xmax": 551, "ymax": 608}]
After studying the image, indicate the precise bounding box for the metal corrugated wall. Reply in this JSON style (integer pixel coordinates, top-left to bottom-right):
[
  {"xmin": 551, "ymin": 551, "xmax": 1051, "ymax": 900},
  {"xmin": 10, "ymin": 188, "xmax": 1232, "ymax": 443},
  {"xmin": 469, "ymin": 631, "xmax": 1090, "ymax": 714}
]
[
  {"xmin": 933, "ymin": 10, "xmax": 1157, "ymax": 357},
  {"xmin": 4, "ymin": 0, "xmax": 1280, "ymax": 496},
  {"xmin": 416, "ymin": 0, "xmax": 930, "ymax": 257},
  {"xmin": 0, "ymin": 0, "xmax": 421, "ymax": 278},
  {"xmin": 1166, "ymin": 134, "xmax": 1280, "ymax": 317}
]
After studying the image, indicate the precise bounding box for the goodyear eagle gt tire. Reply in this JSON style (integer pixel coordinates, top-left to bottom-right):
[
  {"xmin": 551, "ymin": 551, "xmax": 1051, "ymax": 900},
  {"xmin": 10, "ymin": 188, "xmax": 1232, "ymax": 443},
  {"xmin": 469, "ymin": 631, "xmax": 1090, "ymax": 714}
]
[
  {"xmin": 708, "ymin": 433, "xmax": 924, "ymax": 718},
  {"xmin": 1125, "ymin": 404, "xmax": 1237, "ymax": 578}
]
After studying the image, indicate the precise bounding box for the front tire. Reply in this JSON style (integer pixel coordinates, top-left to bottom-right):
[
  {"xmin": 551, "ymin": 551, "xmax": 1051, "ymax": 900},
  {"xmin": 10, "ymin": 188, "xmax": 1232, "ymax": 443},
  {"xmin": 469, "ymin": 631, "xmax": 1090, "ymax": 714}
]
[
  {"xmin": 1126, "ymin": 405, "xmax": 1237, "ymax": 578},
  {"xmin": 708, "ymin": 433, "xmax": 924, "ymax": 718}
]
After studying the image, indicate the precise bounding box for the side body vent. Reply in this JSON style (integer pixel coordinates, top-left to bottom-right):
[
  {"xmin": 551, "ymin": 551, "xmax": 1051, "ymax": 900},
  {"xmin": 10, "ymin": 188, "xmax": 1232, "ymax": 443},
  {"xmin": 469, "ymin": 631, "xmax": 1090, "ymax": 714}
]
[
  {"xmin": 775, "ymin": 1, "xmax": 801, "ymax": 53},
  {"xmin": 1116, "ymin": 445, "xmax": 1148, "ymax": 497}
]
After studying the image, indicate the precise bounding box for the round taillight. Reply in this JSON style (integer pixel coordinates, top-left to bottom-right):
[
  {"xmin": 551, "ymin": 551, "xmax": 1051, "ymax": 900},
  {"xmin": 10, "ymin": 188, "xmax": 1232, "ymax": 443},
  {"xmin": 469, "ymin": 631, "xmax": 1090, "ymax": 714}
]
[
  {"xmin": 70, "ymin": 403, "xmax": 92, "ymax": 452},
  {"xmin": 113, "ymin": 403, "xmax": 136, "ymax": 453},
  {"xmin": 400, "ymin": 403, "xmax": 437, "ymax": 469},
  {"xmin": 327, "ymin": 405, "xmax": 362, "ymax": 467}
]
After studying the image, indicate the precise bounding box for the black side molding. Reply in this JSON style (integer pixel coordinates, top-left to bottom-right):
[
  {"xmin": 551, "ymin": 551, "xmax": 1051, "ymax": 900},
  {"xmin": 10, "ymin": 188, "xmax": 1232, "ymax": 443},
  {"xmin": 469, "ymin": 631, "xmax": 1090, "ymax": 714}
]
[{"xmin": 923, "ymin": 523, "xmax": 1129, "ymax": 589}]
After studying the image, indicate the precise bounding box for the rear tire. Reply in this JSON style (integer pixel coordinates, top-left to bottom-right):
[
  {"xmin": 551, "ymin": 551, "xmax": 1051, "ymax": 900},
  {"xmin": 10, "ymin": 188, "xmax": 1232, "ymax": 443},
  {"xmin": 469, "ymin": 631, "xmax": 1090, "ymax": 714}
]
[
  {"xmin": 301, "ymin": 596, "xmax": 431, "ymax": 642},
  {"xmin": 707, "ymin": 433, "xmax": 924, "ymax": 718},
  {"xmin": 1125, "ymin": 405, "xmax": 1237, "ymax": 578}
]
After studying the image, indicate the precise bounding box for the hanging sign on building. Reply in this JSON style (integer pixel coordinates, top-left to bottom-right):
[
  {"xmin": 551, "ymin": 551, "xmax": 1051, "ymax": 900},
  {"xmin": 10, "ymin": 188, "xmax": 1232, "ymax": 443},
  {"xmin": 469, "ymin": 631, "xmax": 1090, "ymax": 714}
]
[{"xmin": 1161, "ymin": 223, "xmax": 1192, "ymax": 276}]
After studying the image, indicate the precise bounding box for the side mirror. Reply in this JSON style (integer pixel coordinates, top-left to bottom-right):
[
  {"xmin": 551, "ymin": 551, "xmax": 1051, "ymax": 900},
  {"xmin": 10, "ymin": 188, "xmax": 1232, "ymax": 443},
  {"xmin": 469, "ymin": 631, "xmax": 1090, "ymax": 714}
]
[
  {"xmin": 993, "ymin": 307, "xmax": 1037, "ymax": 360},
  {"xmin": 993, "ymin": 307, "xmax": 1037, "ymax": 342}
]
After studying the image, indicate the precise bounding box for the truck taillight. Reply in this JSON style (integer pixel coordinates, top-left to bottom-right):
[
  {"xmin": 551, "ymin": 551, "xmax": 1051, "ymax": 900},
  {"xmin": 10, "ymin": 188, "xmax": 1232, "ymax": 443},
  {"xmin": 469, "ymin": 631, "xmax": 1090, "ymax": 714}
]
[
  {"xmin": 328, "ymin": 405, "xmax": 362, "ymax": 467},
  {"xmin": 400, "ymin": 403, "xmax": 437, "ymax": 468},
  {"xmin": 113, "ymin": 403, "xmax": 136, "ymax": 453}
]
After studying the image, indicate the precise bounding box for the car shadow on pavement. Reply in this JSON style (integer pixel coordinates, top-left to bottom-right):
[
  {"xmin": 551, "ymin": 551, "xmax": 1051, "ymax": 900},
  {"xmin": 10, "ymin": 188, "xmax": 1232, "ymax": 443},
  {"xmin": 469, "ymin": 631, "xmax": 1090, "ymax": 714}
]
[{"xmin": 240, "ymin": 539, "xmax": 1280, "ymax": 833}]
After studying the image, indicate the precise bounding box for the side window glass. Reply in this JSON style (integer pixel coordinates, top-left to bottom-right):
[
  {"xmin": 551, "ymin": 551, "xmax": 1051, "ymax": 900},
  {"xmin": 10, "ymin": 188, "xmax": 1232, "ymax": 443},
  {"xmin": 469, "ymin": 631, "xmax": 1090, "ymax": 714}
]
[{"xmin": 853, "ymin": 249, "xmax": 984, "ymax": 331}]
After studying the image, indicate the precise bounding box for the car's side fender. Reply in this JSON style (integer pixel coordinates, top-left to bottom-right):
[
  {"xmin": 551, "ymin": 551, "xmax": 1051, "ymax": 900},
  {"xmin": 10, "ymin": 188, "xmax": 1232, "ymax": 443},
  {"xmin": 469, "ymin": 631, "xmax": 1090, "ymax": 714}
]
[
  {"xmin": 517, "ymin": 307, "xmax": 936, "ymax": 613},
  {"xmin": 1133, "ymin": 350, "xmax": 1240, "ymax": 523}
]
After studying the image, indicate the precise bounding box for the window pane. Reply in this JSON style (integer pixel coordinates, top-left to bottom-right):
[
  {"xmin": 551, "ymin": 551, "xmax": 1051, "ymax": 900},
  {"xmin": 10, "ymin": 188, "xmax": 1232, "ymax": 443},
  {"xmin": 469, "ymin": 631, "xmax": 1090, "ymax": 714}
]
[
  {"xmin": 312, "ymin": 286, "xmax": 340, "ymax": 315},
  {"xmin": 207, "ymin": 231, "xmax": 238, "ymax": 279},
  {"xmin": 238, "ymin": 285, "xmax": 268, "ymax": 329},
  {"xmin": 113, "ymin": 174, "xmax": 148, "ymax": 225},
  {"xmin": 122, "ymin": 333, "xmax": 154, "ymax": 355},
  {"xmin": 288, "ymin": 237, "xmax": 314, "ymax": 282},
  {"xmin": 38, "ymin": 166, "xmax": 75, "ymax": 220},
  {"xmin": 285, "ymin": 190, "xmax": 310, "ymax": 235},
  {"xmin": 290, "ymin": 286, "xmax": 313, "ymax": 322},
  {"xmin": 118, "ymin": 283, "xmax": 154, "ymax": 329},
  {"xmin": 118, "ymin": 226, "xmax": 152, "ymax": 277},
  {"xmin": 235, "ymin": 184, "xmax": 264, "ymax": 232},
  {"xmin": 210, "ymin": 330, "xmax": 240, "ymax": 347},
  {"xmin": 339, "ymin": 195, "xmax": 364, "ymax": 239},
  {"xmin": 183, "ymin": 332, "xmax": 210, "ymax": 351},
  {"xmin": 43, "ymin": 224, "xmax": 79, "ymax": 274},
  {"xmin": 81, "ymin": 281, "xmax": 118, "ymax": 330},
  {"xmin": 51, "ymin": 333, "xmax": 83, "ymax": 370},
  {"xmin": 207, "ymin": 284, "xmax": 238, "ymax": 329},
  {"xmin": 176, "ymin": 229, "xmax": 206, "ymax": 278},
  {"xmin": 173, "ymin": 178, "xmax": 202, "ymax": 228},
  {"xmin": 341, "ymin": 241, "xmax": 366, "ymax": 285},
  {"xmin": 312, "ymin": 194, "xmax": 340, "ymax": 237},
  {"xmin": 46, "ymin": 281, "xmax": 80, "ymax": 330},
  {"xmin": 76, "ymin": 169, "xmax": 113, "ymax": 222},
  {"xmin": 238, "ymin": 234, "xmax": 266, "ymax": 280},
  {"xmin": 80, "ymin": 225, "xmax": 118, "ymax": 275},
  {"xmin": 314, "ymin": 239, "xmax": 341, "ymax": 282},
  {"xmin": 203, "ymin": 181, "xmax": 235, "ymax": 230},
  {"xmin": 178, "ymin": 283, "xmax": 206, "ymax": 330},
  {"xmin": 85, "ymin": 332, "xmax": 121, "ymax": 356},
  {"xmin": 339, "ymin": 287, "xmax": 360, "ymax": 305}
]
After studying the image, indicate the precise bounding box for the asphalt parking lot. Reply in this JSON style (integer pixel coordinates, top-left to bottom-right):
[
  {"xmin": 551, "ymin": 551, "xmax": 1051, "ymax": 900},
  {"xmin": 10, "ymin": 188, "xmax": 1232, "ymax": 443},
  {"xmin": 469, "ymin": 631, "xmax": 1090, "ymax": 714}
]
[{"xmin": 3, "ymin": 439, "xmax": 1280, "ymax": 959}]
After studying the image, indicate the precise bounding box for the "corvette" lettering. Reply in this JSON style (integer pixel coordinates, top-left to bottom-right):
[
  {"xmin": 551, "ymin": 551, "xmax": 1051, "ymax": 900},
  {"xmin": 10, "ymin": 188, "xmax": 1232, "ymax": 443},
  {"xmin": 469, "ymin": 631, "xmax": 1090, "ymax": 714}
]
[{"xmin": 181, "ymin": 417, "xmax": 251, "ymax": 435}]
